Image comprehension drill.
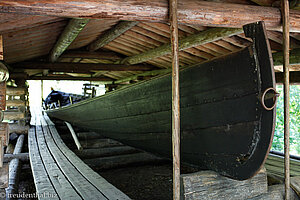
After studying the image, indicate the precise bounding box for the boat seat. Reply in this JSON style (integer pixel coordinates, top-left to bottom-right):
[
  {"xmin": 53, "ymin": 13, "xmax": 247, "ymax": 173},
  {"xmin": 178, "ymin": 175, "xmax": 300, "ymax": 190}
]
[{"xmin": 29, "ymin": 107, "xmax": 130, "ymax": 200}]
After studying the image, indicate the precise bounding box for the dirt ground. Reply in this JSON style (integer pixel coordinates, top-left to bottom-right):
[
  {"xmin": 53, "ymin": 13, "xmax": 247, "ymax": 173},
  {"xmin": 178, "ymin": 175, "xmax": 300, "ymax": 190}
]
[{"xmin": 98, "ymin": 164, "xmax": 198, "ymax": 200}]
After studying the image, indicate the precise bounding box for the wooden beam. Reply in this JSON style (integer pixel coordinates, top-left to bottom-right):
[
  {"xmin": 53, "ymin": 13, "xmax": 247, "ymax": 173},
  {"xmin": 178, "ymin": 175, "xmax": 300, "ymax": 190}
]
[
  {"xmin": 64, "ymin": 122, "xmax": 83, "ymax": 151},
  {"xmin": 276, "ymin": 71, "xmax": 300, "ymax": 84},
  {"xmin": 181, "ymin": 169, "xmax": 267, "ymax": 199},
  {"xmin": 273, "ymin": 48, "xmax": 300, "ymax": 66},
  {"xmin": 0, "ymin": 35, "xmax": 3, "ymax": 60},
  {"xmin": 0, "ymin": 61, "xmax": 9, "ymax": 82},
  {"xmin": 0, "ymin": 81, "xmax": 6, "ymax": 110},
  {"xmin": 49, "ymin": 18, "xmax": 90, "ymax": 62},
  {"xmin": 28, "ymin": 75, "xmax": 114, "ymax": 82},
  {"xmin": 1, "ymin": 1, "xmax": 300, "ymax": 32},
  {"xmin": 61, "ymin": 50, "xmax": 121, "ymax": 60},
  {"xmin": 88, "ymin": 21, "xmax": 139, "ymax": 51},
  {"xmin": 121, "ymin": 28, "xmax": 242, "ymax": 65},
  {"xmin": 13, "ymin": 62, "xmax": 157, "ymax": 72}
]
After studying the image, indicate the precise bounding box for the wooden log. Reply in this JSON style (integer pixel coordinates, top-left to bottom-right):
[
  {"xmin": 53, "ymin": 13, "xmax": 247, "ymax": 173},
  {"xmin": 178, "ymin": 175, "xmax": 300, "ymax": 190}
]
[
  {"xmin": 0, "ymin": 35, "xmax": 3, "ymax": 60},
  {"xmin": 121, "ymin": 27, "xmax": 242, "ymax": 65},
  {"xmin": 81, "ymin": 138, "xmax": 123, "ymax": 149},
  {"xmin": 6, "ymin": 100, "xmax": 25, "ymax": 107},
  {"xmin": 13, "ymin": 61, "xmax": 157, "ymax": 72},
  {"xmin": 180, "ymin": 168, "xmax": 268, "ymax": 200},
  {"xmin": 3, "ymin": 153, "xmax": 29, "ymax": 163},
  {"xmin": 0, "ymin": 82, "xmax": 5, "ymax": 110},
  {"xmin": 64, "ymin": 121, "xmax": 83, "ymax": 151},
  {"xmin": 0, "ymin": 163, "xmax": 8, "ymax": 189},
  {"xmin": 0, "ymin": 138, "xmax": 3, "ymax": 168},
  {"xmin": 61, "ymin": 50, "xmax": 121, "ymax": 60},
  {"xmin": 88, "ymin": 21, "xmax": 139, "ymax": 51},
  {"xmin": 6, "ymin": 87, "xmax": 27, "ymax": 96},
  {"xmin": 6, "ymin": 134, "xmax": 24, "ymax": 198},
  {"xmin": 28, "ymin": 75, "xmax": 113, "ymax": 82},
  {"xmin": 49, "ymin": 18, "xmax": 90, "ymax": 62},
  {"xmin": 248, "ymin": 184, "xmax": 299, "ymax": 200},
  {"xmin": 3, "ymin": 111, "xmax": 25, "ymax": 121},
  {"xmin": 0, "ymin": 62, "xmax": 9, "ymax": 82},
  {"xmin": 83, "ymin": 152, "xmax": 166, "ymax": 170},
  {"xmin": 1, "ymin": 1, "xmax": 300, "ymax": 32},
  {"xmin": 0, "ymin": 122, "xmax": 8, "ymax": 146},
  {"xmin": 74, "ymin": 146, "xmax": 140, "ymax": 159},
  {"xmin": 8, "ymin": 123, "xmax": 29, "ymax": 134}
]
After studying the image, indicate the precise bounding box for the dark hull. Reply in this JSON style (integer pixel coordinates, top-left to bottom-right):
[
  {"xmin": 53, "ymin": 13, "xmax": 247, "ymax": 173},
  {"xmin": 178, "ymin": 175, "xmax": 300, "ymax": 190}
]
[{"xmin": 46, "ymin": 22, "xmax": 276, "ymax": 180}]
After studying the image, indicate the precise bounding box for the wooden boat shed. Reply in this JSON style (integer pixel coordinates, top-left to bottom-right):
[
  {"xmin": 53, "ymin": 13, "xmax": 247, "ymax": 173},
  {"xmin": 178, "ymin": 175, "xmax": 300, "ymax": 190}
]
[{"xmin": 0, "ymin": 0, "xmax": 300, "ymax": 199}]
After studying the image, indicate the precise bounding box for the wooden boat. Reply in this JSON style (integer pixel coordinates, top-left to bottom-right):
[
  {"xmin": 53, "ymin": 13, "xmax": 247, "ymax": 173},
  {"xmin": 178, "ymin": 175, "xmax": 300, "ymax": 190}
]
[{"xmin": 46, "ymin": 22, "xmax": 276, "ymax": 180}]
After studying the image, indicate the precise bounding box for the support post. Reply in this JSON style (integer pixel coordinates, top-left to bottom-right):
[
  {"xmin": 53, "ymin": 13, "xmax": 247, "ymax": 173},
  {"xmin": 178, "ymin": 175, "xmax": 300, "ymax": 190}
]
[
  {"xmin": 0, "ymin": 35, "xmax": 3, "ymax": 60},
  {"xmin": 282, "ymin": 0, "xmax": 290, "ymax": 199},
  {"xmin": 170, "ymin": 0, "xmax": 180, "ymax": 199},
  {"xmin": 65, "ymin": 121, "xmax": 83, "ymax": 151}
]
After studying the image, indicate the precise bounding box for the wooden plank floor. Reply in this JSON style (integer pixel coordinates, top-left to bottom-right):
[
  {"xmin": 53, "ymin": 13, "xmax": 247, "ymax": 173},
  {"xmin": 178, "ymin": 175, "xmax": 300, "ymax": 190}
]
[{"xmin": 29, "ymin": 107, "xmax": 130, "ymax": 200}]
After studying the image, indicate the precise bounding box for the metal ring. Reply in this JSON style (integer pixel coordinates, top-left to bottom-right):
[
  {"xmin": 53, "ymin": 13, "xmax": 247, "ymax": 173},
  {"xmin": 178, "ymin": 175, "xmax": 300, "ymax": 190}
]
[{"xmin": 260, "ymin": 87, "xmax": 279, "ymax": 111}]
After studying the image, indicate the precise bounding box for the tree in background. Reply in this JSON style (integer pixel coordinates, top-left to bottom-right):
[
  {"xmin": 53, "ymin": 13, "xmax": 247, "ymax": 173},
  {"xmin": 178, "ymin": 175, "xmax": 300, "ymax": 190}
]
[{"xmin": 272, "ymin": 85, "xmax": 300, "ymax": 155}]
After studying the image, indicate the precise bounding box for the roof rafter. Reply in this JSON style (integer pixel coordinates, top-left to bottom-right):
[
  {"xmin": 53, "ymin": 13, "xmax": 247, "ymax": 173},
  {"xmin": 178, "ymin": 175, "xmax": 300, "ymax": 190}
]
[
  {"xmin": 87, "ymin": 21, "xmax": 139, "ymax": 51},
  {"xmin": 49, "ymin": 18, "xmax": 90, "ymax": 62}
]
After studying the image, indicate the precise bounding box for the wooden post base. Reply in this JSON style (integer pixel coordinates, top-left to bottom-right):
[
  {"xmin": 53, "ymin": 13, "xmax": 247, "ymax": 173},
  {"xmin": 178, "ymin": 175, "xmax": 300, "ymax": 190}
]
[{"xmin": 180, "ymin": 168, "xmax": 268, "ymax": 200}]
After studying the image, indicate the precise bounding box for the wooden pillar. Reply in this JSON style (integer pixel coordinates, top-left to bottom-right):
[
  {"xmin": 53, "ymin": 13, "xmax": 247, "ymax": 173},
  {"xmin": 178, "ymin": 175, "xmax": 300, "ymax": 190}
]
[
  {"xmin": 0, "ymin": 35, "xmax": 3, "ymax": 60},
  {"xmin": 0, "ymin": 81, "xmax": 6, "ymax": 111},
  {"xmin": 282, "ymin": 0, "xmax": 290, "ymax": 199},
  {"xmin": 170, "ymin": 0, "xmax": 180, "ymax": 199}
]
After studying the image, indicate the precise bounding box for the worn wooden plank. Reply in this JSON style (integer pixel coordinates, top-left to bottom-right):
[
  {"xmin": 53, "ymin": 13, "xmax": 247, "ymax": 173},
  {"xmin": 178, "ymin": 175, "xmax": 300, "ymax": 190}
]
[
  {"xmin": 1, "ymin": 1, "xmax": 300, "ymax": 32},
  {"xmin": 180, "ymin": 169, "xmax": 268, "ymax": 200},
  {"xmin": 249, "ymin": 184, "xmax": 299, "ymax": 200},
  {"xmin": 8, "ymin": 123, "xmax": 29, "ymax": 134},
  {"xmin": 35, "ymin": 125, "xmax": 81, "ymax": 199},
  {"xmin": 49, "ymin": 18, "xmax": 90, "ymax": 62},
  {"xmin": 28, "ymin": 127, "xmax": 59, "ymax": 200},
  {"xmin": 41, "ymin": 125, "xmax": 106, "ymax": 199},
  {"xmin": 47, "ymin": 124, "xmax": 130, "ymax": 199}
]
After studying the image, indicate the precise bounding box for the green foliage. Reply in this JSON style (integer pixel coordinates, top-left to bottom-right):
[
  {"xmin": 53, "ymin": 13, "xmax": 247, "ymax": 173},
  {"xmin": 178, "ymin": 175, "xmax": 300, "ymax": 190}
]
[{"xmin": 271, "ymin": 85, "xmax": 300, "ymax": 155}]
